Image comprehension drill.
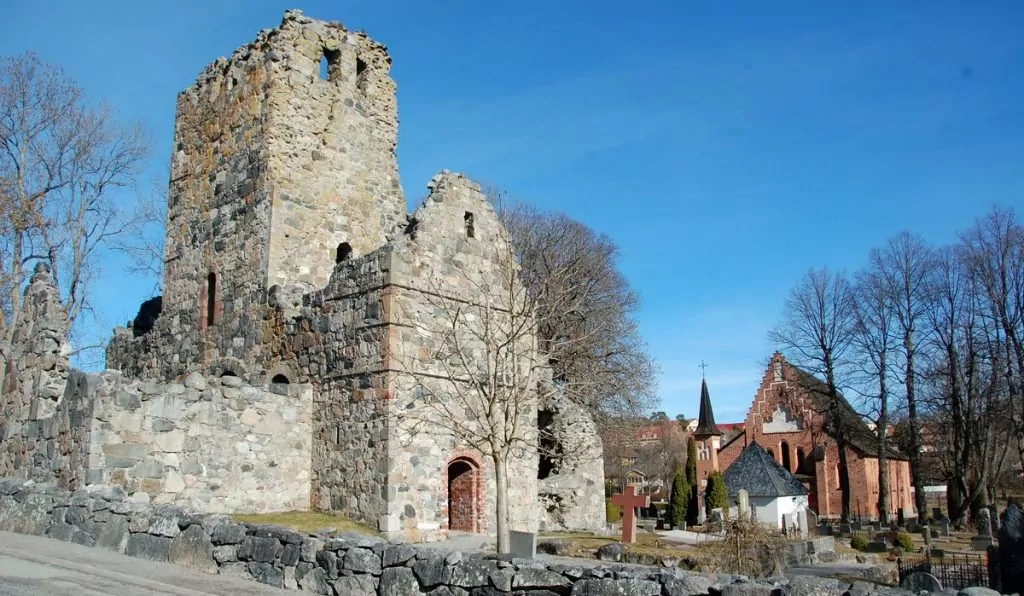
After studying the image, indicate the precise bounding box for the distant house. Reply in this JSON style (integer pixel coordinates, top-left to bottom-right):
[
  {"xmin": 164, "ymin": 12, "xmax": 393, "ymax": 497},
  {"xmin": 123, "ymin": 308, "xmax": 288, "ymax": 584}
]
[{"xmin": 723, "ymin": 442, "xmax": 808, "ymax": 531}]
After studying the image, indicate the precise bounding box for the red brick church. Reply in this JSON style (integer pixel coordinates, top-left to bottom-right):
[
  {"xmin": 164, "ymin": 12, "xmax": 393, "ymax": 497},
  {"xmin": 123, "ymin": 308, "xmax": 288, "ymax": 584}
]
[{"xmin": 694, "ymin": 352, "xmax": 915, "ymax": 521}]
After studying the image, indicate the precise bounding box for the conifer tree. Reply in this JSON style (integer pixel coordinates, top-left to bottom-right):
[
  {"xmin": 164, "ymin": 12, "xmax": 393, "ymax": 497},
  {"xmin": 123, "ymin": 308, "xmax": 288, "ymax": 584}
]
[
  {"xmin": 686, "ymin": 437, "xmax": 699, "ymax": 525},
  {"xmin": 706, "ymin": 471, "xmax": 729, "ymax": 517},
  {"xmin": 669, "ymin": 471, "xmax": 689, "ymax": 528}
]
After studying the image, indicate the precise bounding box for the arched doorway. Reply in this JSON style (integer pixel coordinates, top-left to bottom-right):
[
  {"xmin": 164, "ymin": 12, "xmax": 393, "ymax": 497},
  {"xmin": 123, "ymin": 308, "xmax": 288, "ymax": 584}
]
[
  {"xmin": 781, "ymin": 441, "xmax": 792, "ymax": 471},
  {"xmin": 447, "ymin": 458, "xmax": 480, "ymax": 532}
]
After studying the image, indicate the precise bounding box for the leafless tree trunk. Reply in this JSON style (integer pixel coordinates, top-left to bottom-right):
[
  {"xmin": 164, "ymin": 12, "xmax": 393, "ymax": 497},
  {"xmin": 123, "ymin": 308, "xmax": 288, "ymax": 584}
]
[
  {"xmin": 0, "ymin": 52, "xmax": 148, "ymax": 377},
  {"xmin": 959, "ymin": 208, "xmax": 1024, "ymax": 473},
  {"xmin": 769, "ymin": 267, "xmax": 857, "ymax": 522},
  {"xmin": 853, "ymin": 268, "xmax": 897, "ymax": 524},
  {"xmin": 870, "ymin": 232, "xmax": 933, "ymax": 519}
]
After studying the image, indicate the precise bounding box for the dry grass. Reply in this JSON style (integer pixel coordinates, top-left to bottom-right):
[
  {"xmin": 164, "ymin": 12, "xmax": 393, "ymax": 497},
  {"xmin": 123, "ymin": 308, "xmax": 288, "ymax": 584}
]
[
  {"xmin": 540, "ymin": 529, "xmax": 699, "ymax": 558},
  {"xmin": 231, "ymin": 510, "xmax": 377, "ymax": 535}
]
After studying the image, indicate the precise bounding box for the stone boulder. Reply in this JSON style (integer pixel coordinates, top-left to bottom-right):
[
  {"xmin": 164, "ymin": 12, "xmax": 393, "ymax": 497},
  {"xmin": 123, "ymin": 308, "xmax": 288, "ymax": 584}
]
[
  {"xmin": 597, "ymin": 542, "xmax": 626, "ymax": 562},
  {"xmin": 168, "ymin": 524, "xmax": 217, "ymax": 574}
]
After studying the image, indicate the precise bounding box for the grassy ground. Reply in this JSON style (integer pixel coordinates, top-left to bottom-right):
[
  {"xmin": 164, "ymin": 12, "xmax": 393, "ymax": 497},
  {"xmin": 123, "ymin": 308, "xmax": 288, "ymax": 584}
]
[
  {"xmin": 231, "ymin": 510, "xmax": 377, "ymax": 535},
  {"xmin": 539, "ymin": 530, "xmax": 699, "ymax": 558}
]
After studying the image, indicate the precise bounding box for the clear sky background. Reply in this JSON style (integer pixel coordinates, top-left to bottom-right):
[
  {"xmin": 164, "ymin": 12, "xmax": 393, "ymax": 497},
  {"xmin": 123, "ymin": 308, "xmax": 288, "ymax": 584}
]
[{"xmin": 3, "ymin": 1, "xmax": 1023, "ymax": 422}]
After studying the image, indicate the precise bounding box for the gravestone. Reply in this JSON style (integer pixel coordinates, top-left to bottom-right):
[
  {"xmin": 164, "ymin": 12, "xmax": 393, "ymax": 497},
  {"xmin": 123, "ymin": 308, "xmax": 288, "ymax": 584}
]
[
  {"xmin": 900, "ymin": 571, "xmax": 943, "ymax": 593},
  {"xmin": 940, "ymin": 517, "xmax": 950, "ymax": 537},
  {"xmin": 797, "ymin": 509, "xmax": 809, "ymax": 538},
  {"xmin": 610, "ymin": 484, "xmax": 649, "ymax": 544},
  {"xmin": 932, "ymin": 507, "xmax": 943, "ymax": 521},
  {"xmin": 998, "ymin": 502, "xmax": 1023, "ymax": 595},
  {"xmin": 972, "ymin": 508, "xmax": 994, "ymax": 551},
  {"xmin": 922, "ymin": 525, "xmax": 932, "ymax": 549},
  {"xmin": 509, "ymin": 530, "xmax": 536, "ymax": 559},
  {"xmin": 738, "ymin": 489, "xmax": 750, "ymax": 519},
  {"xmin": 866, "ymin": 541, "xmax": 888, "ymax": 553}
]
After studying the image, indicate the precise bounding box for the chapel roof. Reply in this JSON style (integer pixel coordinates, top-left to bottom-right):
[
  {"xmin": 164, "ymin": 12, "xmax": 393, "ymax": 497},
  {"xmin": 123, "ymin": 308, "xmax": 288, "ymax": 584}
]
[{"xmin": 723, "ymin": 442, "xmax": 807, "ymax": 498}]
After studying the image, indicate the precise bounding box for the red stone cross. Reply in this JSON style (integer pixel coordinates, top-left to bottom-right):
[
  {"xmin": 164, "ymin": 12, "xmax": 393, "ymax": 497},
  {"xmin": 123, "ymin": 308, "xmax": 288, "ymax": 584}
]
[{"xmin": 611, "ymin": 484, "xmax": 650, "ymax": 544}]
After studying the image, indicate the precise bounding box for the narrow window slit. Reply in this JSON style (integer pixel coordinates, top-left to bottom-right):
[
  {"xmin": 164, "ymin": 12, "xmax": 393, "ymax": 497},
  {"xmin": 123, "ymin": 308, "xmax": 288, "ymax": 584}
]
[
  {"xmin": 206, "ymin": 273, "xmax": 216, "ymax": 327},
  {"xmin": 336, "ymin": 242, "xmax": 352, "ymax": 263}
]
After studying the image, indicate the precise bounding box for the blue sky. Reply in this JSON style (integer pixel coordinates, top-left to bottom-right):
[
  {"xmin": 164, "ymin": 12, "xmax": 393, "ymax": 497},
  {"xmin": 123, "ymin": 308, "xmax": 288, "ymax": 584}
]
[{"xmin": 4, "ymin": 1, "xmax": 1023, "ymax": 422}]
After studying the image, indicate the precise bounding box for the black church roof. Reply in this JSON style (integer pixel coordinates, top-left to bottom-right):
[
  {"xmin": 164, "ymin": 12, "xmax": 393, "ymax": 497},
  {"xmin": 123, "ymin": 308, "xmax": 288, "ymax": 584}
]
[{"xmin": 693, "ymin": 378, "xmax": 722, "ymax": 437}]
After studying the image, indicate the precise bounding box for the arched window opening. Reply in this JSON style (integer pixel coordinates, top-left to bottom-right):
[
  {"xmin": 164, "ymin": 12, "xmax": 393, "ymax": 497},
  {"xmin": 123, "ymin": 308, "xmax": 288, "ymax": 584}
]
[
  {"xmin": 781, "ymin": 441, "xmax": 792, "ymax": 471},
  {"xmin": 464, "ymin": 212, "xmax": 475, "ymax": 238},
  {"xmin": 356, "ymin": 57, "xmax": 368, "ymax": 78},
  {"xmin": 270, "ymin": 373, "xmax": 291, "ymax": 395},
  {"xmin": 320, "ymin": 48, "xmax": 341, "ymax": 82},
  {"xmin": 797, "ymin": 447, "xmax": 806, "ymax": 473},
  {"xmin": 206, "ymin": 273, "xmax": 216, "ymax": 327},
  {"xmin": 220, "ymin": 371, "xmax": 238, "ymax": 379},
  {"xmin": 336, "ymin": 242, "xmax": 352, "ymax": 263}
]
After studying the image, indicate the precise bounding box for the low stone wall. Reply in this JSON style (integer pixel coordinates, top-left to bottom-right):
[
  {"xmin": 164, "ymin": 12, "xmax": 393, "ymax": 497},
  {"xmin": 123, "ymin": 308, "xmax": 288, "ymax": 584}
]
[{"xmin": 0, "ymin": 478, "xmax": 926, "ymax": 596}]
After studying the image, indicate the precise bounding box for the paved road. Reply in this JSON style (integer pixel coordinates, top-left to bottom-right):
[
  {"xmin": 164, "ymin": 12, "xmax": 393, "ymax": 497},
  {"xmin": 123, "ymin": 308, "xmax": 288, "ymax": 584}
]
[{"xmin": 0, "ymin": 531, "xmax": 288, "ymax": 595}]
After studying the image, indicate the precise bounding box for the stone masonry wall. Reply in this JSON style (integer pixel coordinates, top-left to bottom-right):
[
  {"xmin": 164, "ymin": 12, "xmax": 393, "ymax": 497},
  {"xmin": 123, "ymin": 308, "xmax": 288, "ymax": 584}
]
[
  {"xmin": 87, "ymin": 371, "xmax": 312, "ymax": 513},
  {"xmin": 384, "ymin": 172, "xmax": 539, "ymax": 541},
  {"xmin": 1, "ymin": 263, "xmax": 71, "ymax": 422},
  {"xmin": 286, "ymin": 248, "xmax": 394, "ymax": 528},
  {"xmin": 0, "ymin": 263, "xmax": 83, "ymax": 487},
  {"xmin": 537, "ymin": 392, "xmax": 607, "ymax": 533},
  {"xmin": 0, "ymin": 478, "xmax": 921, "ymax": 596},
  {"xmin": 107, "ymin": 10, "xmax": 406, "ymax": 382},
  {"xmin": 264, "ymin": 10, "xmax": 405, "ymax": 290}
]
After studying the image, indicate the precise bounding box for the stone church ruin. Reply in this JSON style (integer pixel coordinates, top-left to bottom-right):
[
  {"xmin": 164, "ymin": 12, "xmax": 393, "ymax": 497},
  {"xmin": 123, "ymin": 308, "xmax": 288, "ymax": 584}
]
[{"xmin": 0, "ymin": 9, "xmax": 604, "ymax": 543}]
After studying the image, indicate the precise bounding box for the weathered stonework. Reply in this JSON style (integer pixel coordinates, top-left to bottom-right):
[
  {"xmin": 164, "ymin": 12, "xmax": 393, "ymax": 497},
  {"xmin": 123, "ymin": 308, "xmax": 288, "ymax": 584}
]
[
  {"xmin": 537, "ymin": 392, "xmax": 607, "ymax": 533},
  {"xmin": 2, "ymin": 9, "xmax": 606, "ymax": 541},
  {"xmin": 1, "ymin": 479, "xmax": 918, "ymax": 596}
]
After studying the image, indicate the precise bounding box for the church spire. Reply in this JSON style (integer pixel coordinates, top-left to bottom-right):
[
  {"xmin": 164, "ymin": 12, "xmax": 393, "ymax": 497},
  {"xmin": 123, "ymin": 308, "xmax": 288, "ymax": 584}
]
[{"xmin": 694, "ymin": 377, "xmax": 722, "ymax": 437}]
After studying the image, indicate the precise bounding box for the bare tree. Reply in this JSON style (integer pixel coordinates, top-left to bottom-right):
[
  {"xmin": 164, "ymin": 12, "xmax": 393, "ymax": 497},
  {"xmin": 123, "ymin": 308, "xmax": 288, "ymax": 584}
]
[
  {"xmin": 922, "ymin": 245, "xmax": 1007, "ymax": 523},
  {"xmin": 959, "ymin": 208, "xmax": 1024, "ymax": 475},
  {"xmin": 852, "ymin": 267, "xmax": 897, "ymax": 524},
  {"xmin": 769, "ymin": 267, "xmax": 857, "ymax": 522},
  {"xmin": 493, "ymin": 199, "xmax": 658, "ymax": 423},
  {"xmin": 869, "ymin": 232, "xmax": 934, "ymax": 518},
  {"xmin": 0, "ymin": 52, "xmax": 148, "ymax": 377}
]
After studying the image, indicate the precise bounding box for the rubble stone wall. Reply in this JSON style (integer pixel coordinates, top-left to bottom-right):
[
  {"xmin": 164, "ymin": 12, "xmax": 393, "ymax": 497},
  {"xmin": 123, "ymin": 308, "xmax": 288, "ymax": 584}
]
[
  {"xmin": 537, "ymin": 393, "xmax": 607, "ymax": 533},
  {"xmin": 384, "ymin": 172, "xmax": 539, "ymax": 541},
  {"xmin": 0, "ymin": 478, "xmax": 920, "ymax": 596},
  {"xmin": 87, "ymin": 372, "xmax": 312, "ymax": 513},
  {"xmin": 292, "ymin": 249, "xmax": 395, "ymax": 527},
  {"xmin": 264, "ymin": 10, "xmax": 405, "ymax": 290}
]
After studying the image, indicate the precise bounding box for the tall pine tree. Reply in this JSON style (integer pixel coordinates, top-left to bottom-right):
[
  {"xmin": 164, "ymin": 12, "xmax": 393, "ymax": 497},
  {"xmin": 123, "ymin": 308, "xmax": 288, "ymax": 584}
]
[
  {"xmin": 706, "ymin": 470, "xmax": 729, "ymax": 516},
  {"xmin": 669, "ymin": 471, "xmax": 689, "ymax": 528},
  {"xmin": 686, "ymin": 437, "xmax": 699, "ymax": 525}
]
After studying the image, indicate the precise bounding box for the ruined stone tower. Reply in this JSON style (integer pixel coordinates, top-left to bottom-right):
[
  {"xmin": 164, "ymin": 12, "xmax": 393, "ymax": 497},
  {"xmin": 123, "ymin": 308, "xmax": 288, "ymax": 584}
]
[
  {"xmin": 117, "ymin": 10, "xmax": 405, "ymax": 378},
  {"xmin": 96, "ymin": 10, "xmax": 606, "ymax": 542}
]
